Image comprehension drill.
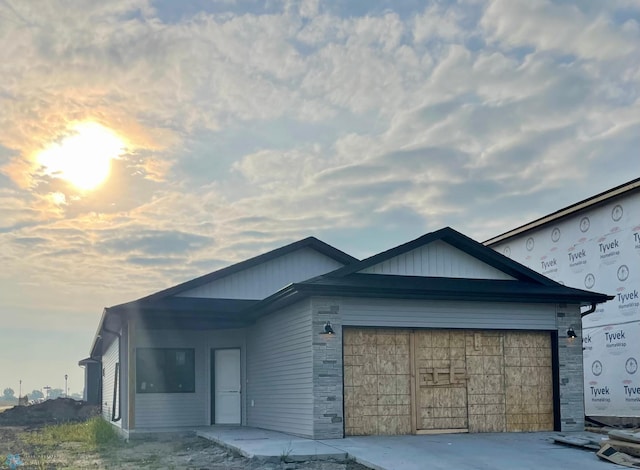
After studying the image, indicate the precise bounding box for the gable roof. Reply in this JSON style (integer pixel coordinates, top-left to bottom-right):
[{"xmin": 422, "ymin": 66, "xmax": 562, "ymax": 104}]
[
  {"xmin": 485, "ymin": 177, "xmax": 640, "ymax": 245},
  {"xmin": 244, "ymin": 227, "xmax": 613, "ymax": 318},
  {"xmin": 88, "ymin": 236, "xmax": 357, "ymax": 357},
  {"xmin": 139, "ymin": 236, "xmax": 358, "ymax": 302},
  {"xmin": 88, "ymin": 228, "xmax": 613, "ymax": 359},
  {"xmin": 328, "ymin": 227, "xmax": 558, "ymax": 285}
]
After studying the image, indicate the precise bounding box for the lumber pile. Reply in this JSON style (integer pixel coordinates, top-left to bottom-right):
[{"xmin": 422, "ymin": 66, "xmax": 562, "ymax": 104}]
[{"xmin": 597, "ymin": 429, "xmax": 640, "ymax": 467}]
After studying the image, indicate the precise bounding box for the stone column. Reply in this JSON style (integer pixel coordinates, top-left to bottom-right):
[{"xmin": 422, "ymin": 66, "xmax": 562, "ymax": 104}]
[
  {"xmin": 556, "ymin": 303, "xmax": 585, "ymax": 431},
  {"xmin": 312, "ymin": 298, "xmax": 344, "ymax": 439}
]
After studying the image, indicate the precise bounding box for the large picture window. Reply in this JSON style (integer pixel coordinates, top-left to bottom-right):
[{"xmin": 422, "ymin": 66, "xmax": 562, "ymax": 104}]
[{"xmin": 136, "ymin": 348, "xmax": 195, "ymax": 393}]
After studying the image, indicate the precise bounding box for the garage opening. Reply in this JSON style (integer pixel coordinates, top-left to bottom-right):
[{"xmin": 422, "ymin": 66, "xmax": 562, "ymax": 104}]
[{"xmin": 343, "ymin": 328, "xmax": 554, "ymax": 436}]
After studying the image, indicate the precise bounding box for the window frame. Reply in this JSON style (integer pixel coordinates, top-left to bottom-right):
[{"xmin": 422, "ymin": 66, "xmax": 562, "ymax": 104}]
[{"xmin": 136, "ymin": 348, "xmax": 196, "ymax": 394}]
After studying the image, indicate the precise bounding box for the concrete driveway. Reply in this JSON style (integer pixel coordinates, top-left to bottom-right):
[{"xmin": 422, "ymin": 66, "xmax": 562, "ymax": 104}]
[
  {"xmin": 323, "ymin": 432, "xmax": 623, "ymax": 470},
  {"xmin": 198, "ymin": 427, "xmax": 624, "ymax": 470}
]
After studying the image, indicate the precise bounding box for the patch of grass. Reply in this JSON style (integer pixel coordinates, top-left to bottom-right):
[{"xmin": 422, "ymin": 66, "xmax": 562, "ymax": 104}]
[
  {"xmin": 7, "ymin": 418, "xmax": 121, "ymax": 469},
  {"xmin": 280, "ymin": 441, "xmax": 293, "ymax": 462},
  {"xmin": 23, "ymin": 417, "xmax": 120, "ymax": 450}
]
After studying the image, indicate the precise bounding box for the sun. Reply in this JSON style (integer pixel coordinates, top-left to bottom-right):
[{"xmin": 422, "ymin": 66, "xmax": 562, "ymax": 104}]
[{"xmin": 37, "ymin": 122, "xmax": 126, "ymax": 191}]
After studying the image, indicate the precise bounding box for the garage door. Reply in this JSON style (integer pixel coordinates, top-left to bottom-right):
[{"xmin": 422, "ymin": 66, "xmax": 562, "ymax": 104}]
[
  {"xmin": 343, "ymin": 329, "xmax": 412, "ymax": 436},
  {"xmin": 503, "ymin": 331, "xmax": 554, "ymax": 432},
  {"xmin": 343, "ymin": 328, "xmax": 554, "ymax": 436},
  {"xmin": 415, "ymin": 330, "xmax": 469, "ymax": 432}
]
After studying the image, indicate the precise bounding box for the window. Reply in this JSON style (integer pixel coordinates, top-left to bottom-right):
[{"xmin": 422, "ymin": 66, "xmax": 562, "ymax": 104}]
[{"xmin": 136, "ymin": 348, "xmax": 195, "ymax": 393}]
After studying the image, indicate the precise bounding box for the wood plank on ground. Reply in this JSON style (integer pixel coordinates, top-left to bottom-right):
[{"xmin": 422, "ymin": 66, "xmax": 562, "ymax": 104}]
[
  {"xmin": 597, "ymin": 444, "xmax": 640, "ymax": 468},
  {"xmin": 553, "ymin": 435, "xmax": 600, "ymax": 450},
  {"xmin": 602, "ymin": 438, "xmax": 640, "ymax": 458},
  {"xmin": 609, "ymin": 430, "xmax": 640, "ymax": 445}
]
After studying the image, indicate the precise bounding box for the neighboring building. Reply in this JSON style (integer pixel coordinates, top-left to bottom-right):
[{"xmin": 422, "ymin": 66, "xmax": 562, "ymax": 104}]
[
  {"xmin": 84, "ymin": 228, "xmax": 610, "ymax": 439},
  {"xmin": 486, "ymin": 177, "xmax": 640, "ymax": 419},
  {"xmin": 77, "ymin": 357, "xmax": 101, "ymax": 405}
]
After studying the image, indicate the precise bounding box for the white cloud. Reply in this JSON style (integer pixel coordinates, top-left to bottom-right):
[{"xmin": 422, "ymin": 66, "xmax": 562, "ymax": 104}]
[
  {"xmin": 413, "ymin": 3, "xmax": 465, "ymax": 43},
  {"xmin": 481, "ymin": 0, "xmax": 638, "ymax": 60},
  {"xmin": 232, "ymin": 147, "xmax": 327, "ymax": 188},
  {"xmin": 297, "ymin": 0, "xmax": 319, "ymax": 19}
]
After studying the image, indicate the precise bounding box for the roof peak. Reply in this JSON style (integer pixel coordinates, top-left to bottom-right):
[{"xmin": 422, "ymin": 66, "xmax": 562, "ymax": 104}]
[
  {"xmin": 126, "ymin": 235, "xmax": 358, "ymax": 305},
  {"xmin": 324, "ymin": 226, "xmax": 557, "ymax": 286}
]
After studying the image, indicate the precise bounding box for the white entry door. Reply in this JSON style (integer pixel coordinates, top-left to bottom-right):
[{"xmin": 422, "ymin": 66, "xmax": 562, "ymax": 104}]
[{"xmin": 213, "ymin": 348, "xmax": 241, "ymax": 424}]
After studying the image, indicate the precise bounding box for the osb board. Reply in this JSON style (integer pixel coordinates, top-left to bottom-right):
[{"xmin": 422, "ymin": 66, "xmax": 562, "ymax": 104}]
[
  {"xmin": 504, "ymin": 331, "xmax": 553, "ymax": 432},
  {"xmin": 346, "ymin": 328, "xmax": 555, "ymax": 436},
  {"xmin": 465, "ymin": 331, "xmax": 506, "ymax": 433},
  {"xmin": 344, "ymin": 328, "xmax": 412, "ymax": 436},
  {"xmin": 415, "ymin": 330, "xmax": 468, "ymax": 431}
]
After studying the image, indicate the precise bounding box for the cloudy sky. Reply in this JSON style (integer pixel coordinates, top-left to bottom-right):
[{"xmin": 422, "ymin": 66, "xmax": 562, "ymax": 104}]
[{"xmin": 0, "ymin": 0, "xmax": 638, "ymax": 396}]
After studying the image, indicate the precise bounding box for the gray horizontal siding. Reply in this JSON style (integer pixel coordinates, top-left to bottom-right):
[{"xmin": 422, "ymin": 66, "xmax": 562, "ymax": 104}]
[
  {"xmin": 342, "ymin": 298, "xmax": 557, "ymax": 330},
  {"xmin": 247, "ymin": 299, "xmax": 313, "ymax": 437},
  {"xmin": 134, "ymin": 328, "xmax": 246, "ymax": 429},
  {"xmin": 101, "ymin": 334, "xmax": 121, "ymax": 427},
  {"xmin": 120, "ymin": 324, "xmax": 129, "ymax": 430},
  {"xmin": 135, "ymin": 330, "xmax": 207, "ymax": 429},
  {"xmin": 361, "ymin": 240, "xmax": 515, "ymax": 280},
  {"xmin": 135, "ymin": 393, "xmax": 205, "ymax": 428},
  {"xmin": 178, "ymin": 248, "xmax": 344, "ymax": 300}
]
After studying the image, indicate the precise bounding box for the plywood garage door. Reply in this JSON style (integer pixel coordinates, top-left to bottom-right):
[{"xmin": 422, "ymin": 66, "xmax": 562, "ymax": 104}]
[
  {"xmin": 504, "ymin": 331, "xmax": 554, "ymax": 432},
  {"xmin": 343, "ymin": 329, "xmax": 412, "ymax": 436},
  {"xmin": 465, "ymin": 330, "xmax": 507, "ymax": 432},
  {"xmin": 415, "ymin": 330, "xmax": 469, "ymax": 431},
  {"xmin": 344, "ymin": 328, "xmax": 554, "ymax": 436}
]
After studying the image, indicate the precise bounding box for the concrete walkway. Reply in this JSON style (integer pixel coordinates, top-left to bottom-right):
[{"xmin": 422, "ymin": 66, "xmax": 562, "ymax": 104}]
[
  {"xmin": 196, "ymin": 426, "xmax": 348, "ymax": 462},
  {"xmin": 197, "ymin": 427, "xmax": 625, "ymax": 470}
]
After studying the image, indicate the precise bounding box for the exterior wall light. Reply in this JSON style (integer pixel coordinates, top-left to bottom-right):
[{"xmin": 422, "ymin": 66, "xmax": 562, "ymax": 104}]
[
  {"xmin": 322, "ymin": 321, "xmax": 335, "ymax": 335},
  {"xmin": 567, "ymin": 327, "xmax": 577, "ymax": 343}
]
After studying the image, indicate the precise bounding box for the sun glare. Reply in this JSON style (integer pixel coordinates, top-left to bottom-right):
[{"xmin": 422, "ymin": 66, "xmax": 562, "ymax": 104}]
[{"xmin": 37, "ymin": 122, "xmax": 126, "ymax": 191}]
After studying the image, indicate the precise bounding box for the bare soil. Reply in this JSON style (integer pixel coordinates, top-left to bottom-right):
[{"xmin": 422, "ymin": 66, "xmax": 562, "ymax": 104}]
[
  {"xmin": 0, "ymin": 398, "xmax": 99, "ymax": 426},
  {"xmin": 0, "ymin": 426, "xmax": 369, "ymax": 469},
  {"xmin": 0, "ymin": 401, "xmax": 369, "ymax": 469}
]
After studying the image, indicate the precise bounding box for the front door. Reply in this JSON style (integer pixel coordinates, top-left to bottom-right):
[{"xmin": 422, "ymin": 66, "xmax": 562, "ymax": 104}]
[{"xmin": 211, "ymin": 348, "xmax": 241, "ymax": 424}]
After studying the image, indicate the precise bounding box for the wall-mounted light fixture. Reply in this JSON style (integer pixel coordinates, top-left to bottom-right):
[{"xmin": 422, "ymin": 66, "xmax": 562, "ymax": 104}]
[
  {"xmin": 321, "ymin": 321, "xmax": 335, "ymax": 336},
  {"xmin": 567, "ymin": 327, "xmax": 577, "ymax": 343}
]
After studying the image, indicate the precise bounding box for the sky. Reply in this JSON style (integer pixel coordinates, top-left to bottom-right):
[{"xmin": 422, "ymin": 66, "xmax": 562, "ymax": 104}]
[{"xmin": 0, "ymin": 0, "xmax": 639, "ymax": 397}]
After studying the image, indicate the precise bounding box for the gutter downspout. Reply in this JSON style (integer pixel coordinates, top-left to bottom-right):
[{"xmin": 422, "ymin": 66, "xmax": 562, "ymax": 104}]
[
  {"xmin": 102, "ymin": 325, "xmax": 122, "ymax": 423},
  {"xmin": 581, "ymin": 303, "xmax": 597, "ymax": 318}
]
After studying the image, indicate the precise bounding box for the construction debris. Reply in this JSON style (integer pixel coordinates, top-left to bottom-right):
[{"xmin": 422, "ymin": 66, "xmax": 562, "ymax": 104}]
[
  {"xmin": 597, "ymin": 444, "xmax": 640, "ymax": 468},
  {"xmin": 593, "ymin": 428, "xmax": 640, "ymax": 467},
  {"xmin": 552, "ymin": 432, "xmax": 604, "ymax": 451},
  {"xmin": 608, "ymin": 430, "xmax": 640, "ymax": 446},
  {"xmin": 600, "ymin": 439, "xmax": 640, "ymax": 459},
  {"xmin": 0, "ymin": 398, "xmax": 99, "ymax": 426}
]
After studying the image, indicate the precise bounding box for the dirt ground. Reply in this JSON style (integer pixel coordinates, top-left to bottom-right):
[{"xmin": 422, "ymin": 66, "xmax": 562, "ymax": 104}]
[
  {"xmin": 0, "ymin": 398, "xmax": 99, "ymax": 426},
  {"xmin": 0, "ymin": 402, "xmax": 369, "ymax": 469},
  {"xmin": 0, "ymin": 425, "xmax": 369, "ymax": 469}
]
